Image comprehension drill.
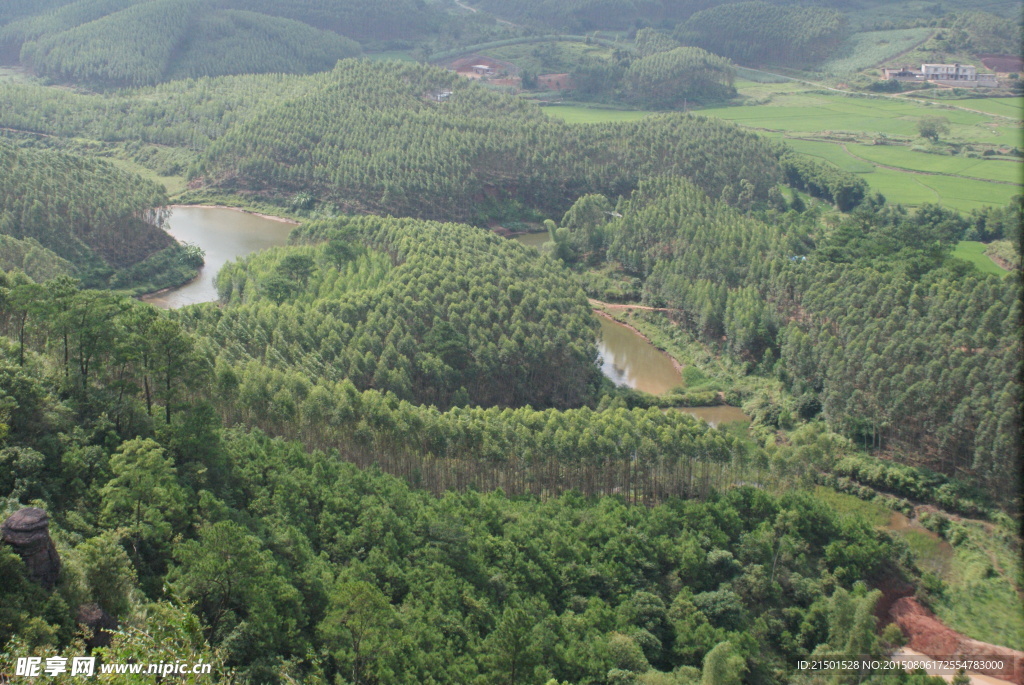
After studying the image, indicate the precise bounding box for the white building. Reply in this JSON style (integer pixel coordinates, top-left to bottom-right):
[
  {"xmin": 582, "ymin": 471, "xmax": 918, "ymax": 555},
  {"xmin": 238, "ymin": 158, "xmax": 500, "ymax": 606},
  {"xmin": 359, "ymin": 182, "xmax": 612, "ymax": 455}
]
[
  {"xmin": 881, "ymin": 63, "xmax": 997, "ymax": 88},
  {"xmin": 921, "ymin": 63, "xmax": 976, "ymax": 82}
]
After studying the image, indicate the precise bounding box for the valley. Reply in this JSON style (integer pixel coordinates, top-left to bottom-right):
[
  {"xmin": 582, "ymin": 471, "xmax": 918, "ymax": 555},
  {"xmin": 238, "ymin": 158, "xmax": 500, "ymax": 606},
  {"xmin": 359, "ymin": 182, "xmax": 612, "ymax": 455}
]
[{"xmin": 0, "ymin": 1, "xmax": 1020, "ymax": 684}]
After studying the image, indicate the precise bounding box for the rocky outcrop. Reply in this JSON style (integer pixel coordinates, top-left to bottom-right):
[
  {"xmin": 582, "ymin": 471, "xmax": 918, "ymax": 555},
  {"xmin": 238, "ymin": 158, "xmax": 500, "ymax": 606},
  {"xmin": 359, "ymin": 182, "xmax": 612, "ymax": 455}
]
[
  {"xmin": 76, "ymin": 603, "xmax": 117, "ymax": 650},
  {"xmin": 2, "ymin": 508, "xmax": 61, "ymax": 590},
  {"xmin": 891, "ymin": 596, "xmax": 1023, "ymax": 684}
]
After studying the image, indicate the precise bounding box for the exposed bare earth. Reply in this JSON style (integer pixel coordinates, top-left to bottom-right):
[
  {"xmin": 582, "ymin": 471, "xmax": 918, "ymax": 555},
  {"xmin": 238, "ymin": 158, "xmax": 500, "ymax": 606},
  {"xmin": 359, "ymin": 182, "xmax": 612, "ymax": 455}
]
[
  {"xmin": 588, "ymin": 298, "xmax": 674, "ymax": 312},
  {"xmin": 891, "ymin": 597, "xmax": 1023, "ymax": 684}
]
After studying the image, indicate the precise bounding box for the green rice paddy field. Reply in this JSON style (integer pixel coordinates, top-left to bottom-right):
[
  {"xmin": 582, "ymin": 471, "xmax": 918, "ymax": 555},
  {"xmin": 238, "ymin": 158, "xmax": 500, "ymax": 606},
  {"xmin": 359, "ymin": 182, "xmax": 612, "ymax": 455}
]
[
  {"xmin": 543, "ymin": 105, "xmax": 653, "ymax": 124},
  {"xmin": 545, "ymin": 87, "xmax": 1023, "ymax": 212},
  {"xmin": 697, "ymin": 88, "xmax": 1022, "ymax": 210},
  {"xmin": 952, "ymin": 241, "xmax": 1009, "ymax": 276}
]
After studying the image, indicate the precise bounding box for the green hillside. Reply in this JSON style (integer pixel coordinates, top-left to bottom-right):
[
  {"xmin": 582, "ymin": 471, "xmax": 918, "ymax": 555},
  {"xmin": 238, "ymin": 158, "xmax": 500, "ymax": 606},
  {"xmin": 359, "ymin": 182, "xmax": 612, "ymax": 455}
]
[
  {"xmin": 14, "ymin": 0, "xmax": 360, "ymax": 87},
  {"xmin": 0, "ymin": 140, "xmax": 199, "ymax": 291},
  {"xmin": 200, "ymin": 60, "xmax": 785, "ymax": 221}
]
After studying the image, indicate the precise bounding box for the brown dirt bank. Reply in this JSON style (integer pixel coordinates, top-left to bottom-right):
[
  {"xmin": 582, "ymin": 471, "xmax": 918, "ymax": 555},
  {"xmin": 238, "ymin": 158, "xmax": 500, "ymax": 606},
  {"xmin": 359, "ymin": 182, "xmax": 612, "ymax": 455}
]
[
  {"xmin": 168, "ymin": 204, "xmax": 300, "ymax": 225},
  {"xmin": 891, "ymin": 597, "xmax": 1023, "ymax": 684}
]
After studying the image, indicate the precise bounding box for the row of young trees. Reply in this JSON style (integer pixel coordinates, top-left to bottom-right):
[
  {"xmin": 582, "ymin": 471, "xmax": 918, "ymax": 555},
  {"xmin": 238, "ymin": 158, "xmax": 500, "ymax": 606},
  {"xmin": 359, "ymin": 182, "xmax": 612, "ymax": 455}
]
[{"xmin": 781, "ymin": 154, "xmax": 868, "ymax": 212}]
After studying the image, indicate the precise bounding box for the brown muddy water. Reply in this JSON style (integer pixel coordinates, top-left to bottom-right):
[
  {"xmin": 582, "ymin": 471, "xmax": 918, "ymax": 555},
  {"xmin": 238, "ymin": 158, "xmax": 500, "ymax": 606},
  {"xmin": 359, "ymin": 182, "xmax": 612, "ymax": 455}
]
[
  {"xmin": 597, "ymin": 315, "xmax": 684, "ymax": 394},
  {"xmin": 142, "ymin": 207, "xmax": 294, "ymax": 309}
]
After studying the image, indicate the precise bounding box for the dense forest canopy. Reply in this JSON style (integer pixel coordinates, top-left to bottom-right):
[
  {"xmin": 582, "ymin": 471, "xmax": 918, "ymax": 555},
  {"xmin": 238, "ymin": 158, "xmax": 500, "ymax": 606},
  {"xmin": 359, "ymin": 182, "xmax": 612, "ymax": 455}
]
[
  {"xmin": 198, "ymin": 60, "xmax": 784, "ymax": 220},
  {"xmin": 9, "ymin": 0, "xmax": 361, "ymax": 87},
  {"xmin": 0, "ymin": 72, "xmax": 314, "ymax": 151},
  {"xmin": 564, "ymin": 43, "xmax": 737, "ymax": 108},
  {"xmin": 0, "ymin": 140, "xmax": 200, "ymax": 291},
  {"xmin": 556, "ymin": 179, "xmax": 1022, "ymax": 506},
  {"xmin": 676, "ymin": 2, "xmax": 849, "ymax": 67},
  {"xmin": 0, "ymin": 0, "xmax": 458, "ymax": 88},
  {"xmin": 0, "ymin": 60, "xmax": 788, "ymax": 217},
  {"xmin": 0, "ymin": 250, "xmax": 970, "ymax": 682},
  {"xmin": 621, "ymin": 47, "xmax": 735, "ymax": 108},
  {"xmin": 191, "ymin": 216, "xmax": 604, "ymax": 410}
]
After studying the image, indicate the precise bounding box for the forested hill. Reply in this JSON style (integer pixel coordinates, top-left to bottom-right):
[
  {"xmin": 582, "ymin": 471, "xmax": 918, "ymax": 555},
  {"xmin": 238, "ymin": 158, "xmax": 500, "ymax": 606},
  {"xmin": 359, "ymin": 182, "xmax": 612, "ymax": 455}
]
[
  {"xmin": 0, "ymin": 140, "xmax": 198, "ymax": 290},
  {"xmin": 0, "ymin": 228, "xmax": 953, "ymax": 683},
  {"xmin": 0, "ymin": 0, "xmax": 440, "ymax": 71},
  {"xmin": 676, "ymin": 2, "xmax": 849, "ymax": 67},
  {"xmin": 186, "ymin": 216, "xmax": 604, "ymax": 410},
  {"xmin": 557, "ymin": 179, "xmax": 1021, "ymax": 506},
  {"xmin": 4, "ymin": 0, "xmax": 361, "ymax": 87},
  {"xmin": 469, "ymin": 0, "xmax": 711, "ymax": 31},
  {"xmin": 199, "ymin": 60, "xmax": 784, "ymax": 221}
]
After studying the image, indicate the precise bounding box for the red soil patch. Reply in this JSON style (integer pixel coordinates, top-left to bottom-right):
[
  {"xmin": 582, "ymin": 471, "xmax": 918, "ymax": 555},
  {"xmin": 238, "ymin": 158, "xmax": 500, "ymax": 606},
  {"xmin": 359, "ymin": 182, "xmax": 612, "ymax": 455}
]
[
  {"xmin": 978, "ymin": 54, "xmax": 1024, "ymax": 73},
  {"xmin": 538, "ymin": 73, "xmax": 573, "ymax": 90},
  {"xmin": 891, "ymin": 597, "xmax": 1024, "ymax": 684}
]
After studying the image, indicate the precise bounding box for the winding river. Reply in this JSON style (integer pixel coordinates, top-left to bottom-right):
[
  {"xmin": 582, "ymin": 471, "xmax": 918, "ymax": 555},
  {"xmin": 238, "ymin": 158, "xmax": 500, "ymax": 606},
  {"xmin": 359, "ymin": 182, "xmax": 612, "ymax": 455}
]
[{"xmin": 146, "ymin": 208, "xmax": 743, "ymax": 417}]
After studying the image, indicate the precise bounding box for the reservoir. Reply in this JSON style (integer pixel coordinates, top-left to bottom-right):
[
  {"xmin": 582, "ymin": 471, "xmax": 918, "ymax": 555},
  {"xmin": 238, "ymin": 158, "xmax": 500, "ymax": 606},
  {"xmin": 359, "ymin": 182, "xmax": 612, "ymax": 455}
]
[{"xmin": 142, "ymin": 206, "xmax": 294, "ymax": 309}]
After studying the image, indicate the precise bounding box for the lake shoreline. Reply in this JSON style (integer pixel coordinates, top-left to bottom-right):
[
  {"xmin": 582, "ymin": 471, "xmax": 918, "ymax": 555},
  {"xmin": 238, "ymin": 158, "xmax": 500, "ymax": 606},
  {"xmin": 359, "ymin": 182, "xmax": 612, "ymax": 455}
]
[{"xmin": 168, "ymin": 203, "xmax": 301, "ymax": 226}]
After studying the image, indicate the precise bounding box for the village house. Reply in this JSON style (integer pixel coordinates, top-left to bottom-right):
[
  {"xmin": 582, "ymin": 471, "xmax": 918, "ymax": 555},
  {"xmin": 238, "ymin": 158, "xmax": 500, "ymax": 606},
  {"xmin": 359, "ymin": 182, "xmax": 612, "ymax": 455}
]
[{"xmin": 881, "ymin": 63, "xmax": 997, "ymax": 87}]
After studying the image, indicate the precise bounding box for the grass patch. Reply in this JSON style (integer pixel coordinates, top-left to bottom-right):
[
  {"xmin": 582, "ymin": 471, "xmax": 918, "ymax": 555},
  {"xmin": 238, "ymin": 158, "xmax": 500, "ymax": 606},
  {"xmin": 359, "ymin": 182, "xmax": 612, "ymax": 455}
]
[
  {"xmin": 814, "ymin": 486, "xmax": 893, "ymax": 527},
  {"xmin": 952, "ymin": 241, "xmax": 1009, "ymax": 275},
  {"xmin": 933, "ymin": 521, "xmax": 1024, "ymax": 650},
  {"xmin": 103, "ymin": 157, "xmax": 188, "ymax": 196},
  {"xmin": 0, "ymin": 66, "xmax": 38, "ymax": 85},
  {"xmin": 361, "ymin": 51, "xmax": 417, "ymax": 62},
  {"xmin": 483, "ymin": 40, "xmax": 614, "ymax": 75},
  {"xmin": 544, "ymin": 105, "xmax": 652, "ymax": 124},
  {"xmin": 956, "ymin": 97, "xmax": 1024, "ymax": 119},
  {"xmin": 900, "ymin": 528, "xmax": 951, "ymax": 577},
  {"xmin": 699, "ymin": 92, "xmax": 1004, "ymax": 141},
  {"xmin": 847, "ymin": 144, "xmax": 1022, "ymax": 183},
  {"xmin": 914, "ymin": 175, "xmax": 1019, "ymax": 212},
  {"xmin": 782, "ymin": 139, "xmax": 1020, "ymax": 211}
]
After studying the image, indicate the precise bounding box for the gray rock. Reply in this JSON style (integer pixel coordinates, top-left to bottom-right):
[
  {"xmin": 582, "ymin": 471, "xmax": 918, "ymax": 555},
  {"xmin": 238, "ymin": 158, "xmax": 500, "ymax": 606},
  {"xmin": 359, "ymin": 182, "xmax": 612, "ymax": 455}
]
[
  {"xmin": 76, "ymin": 603, "xmax": 117, "ymax": 650},
  {"xmin": 2, "ymin": 508, "xmax": 61, "ymax": 590}
]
